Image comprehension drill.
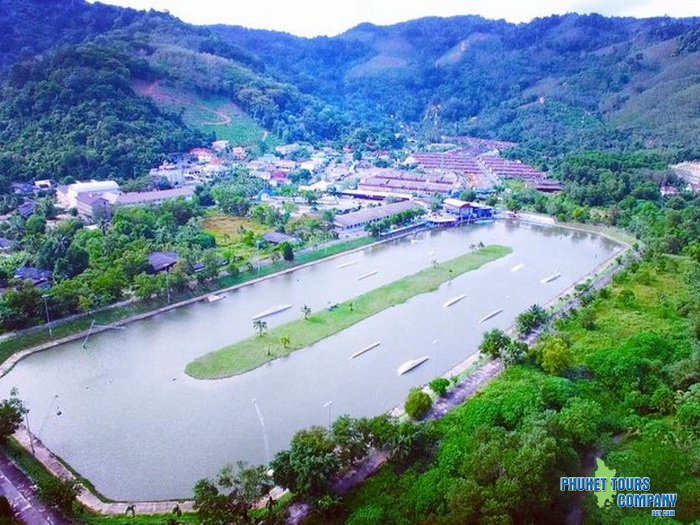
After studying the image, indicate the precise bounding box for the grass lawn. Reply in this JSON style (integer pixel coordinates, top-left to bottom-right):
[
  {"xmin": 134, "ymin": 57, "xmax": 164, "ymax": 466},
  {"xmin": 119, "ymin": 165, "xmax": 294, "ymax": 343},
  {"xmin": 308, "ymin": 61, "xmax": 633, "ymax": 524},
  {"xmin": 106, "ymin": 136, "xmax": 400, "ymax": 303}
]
[
  {"xmin": 202, "ymin": 215, "xmax": 269, "ymax": 260},
  {"xmin": 185, "ymin": 245, "xmax": 512, "ymax": 379}
]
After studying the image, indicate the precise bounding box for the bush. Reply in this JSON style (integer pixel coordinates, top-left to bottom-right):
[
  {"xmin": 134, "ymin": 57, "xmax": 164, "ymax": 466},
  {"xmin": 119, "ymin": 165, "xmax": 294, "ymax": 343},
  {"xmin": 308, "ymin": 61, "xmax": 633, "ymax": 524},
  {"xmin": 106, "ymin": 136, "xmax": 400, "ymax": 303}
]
[
  {"xmin": 405, "ymin": 388, "xmax": 432, "ymax": 420},
  {"xmin": 37, "ymin": 476, "xmax": 82, "ymax": 514},
  {"xmin": 281, "ymin": 242, "xmax": 294, "ymax": 261},
  {"xmin": 579, "ymin": 308, "xmax": 596, "ymax": 330},
  {"xmin": 516, "ymin": 304, "xmax": 549, "ymax": 336},
  {"xmin": 429, "ymin": 378, "xmax": 450, "ymax": 397}
]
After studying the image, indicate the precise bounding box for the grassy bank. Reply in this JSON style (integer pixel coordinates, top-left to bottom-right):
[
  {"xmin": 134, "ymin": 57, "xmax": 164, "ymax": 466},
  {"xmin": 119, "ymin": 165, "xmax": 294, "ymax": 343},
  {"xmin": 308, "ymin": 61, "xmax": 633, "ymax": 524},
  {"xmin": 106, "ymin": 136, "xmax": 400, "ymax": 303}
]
[
  {"xmin": 186, "ymin": 245, "xmax": 512, "ymax": 379},
  {"xmin": 0, "ymin": 236, "xmax": 375, "ymax": 367}
]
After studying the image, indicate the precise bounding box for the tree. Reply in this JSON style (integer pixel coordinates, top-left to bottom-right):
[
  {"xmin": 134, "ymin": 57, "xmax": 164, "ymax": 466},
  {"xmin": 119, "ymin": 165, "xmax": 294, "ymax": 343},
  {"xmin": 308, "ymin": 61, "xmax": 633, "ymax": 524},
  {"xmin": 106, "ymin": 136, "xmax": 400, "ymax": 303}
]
[
  {"xmin": 539, "ymin": 336, "xmax": 574, "ymax": 375},
  {"xmin": 0, "ymin": 388, "xmax": 26, "ymax": 442},
  {"xmin": 557, "ymin": 398, "xmax": 603, "ymax": 445},
  {"xmin": 332, "ymin": 415, "xmax": 369, "ymax": 467},
  {"xmin": 404, "ymin": 388, "xmax": 432, "ymax": 420},
  {"xmin": 271, "ymin": 426, "xmax": 339, "ymax": 497},
  {"xmin": 25, "ymin": 215, "xmax": 46, "ymax": 236},
  {"xmin": 280, "ymin": 335, "xmax": 291, "ymax": 350},
  {"xmin": 429, "ymin": 378, "xmax": 450, "ymax": 397},
  {"xmin": 0, "ymin": 495, "xmax": 19, "ymax": 524},
  {"xmin": 516, "ymin": 304, "xmax": 549, "ymax": 336},
  {"xmin": 478, "ymin": 329, "xmax": 512, "ymax": 359},
  {"xmin": 301, "ymin": 304, "xmax": 311, "ymax": 320},
  {"xmin": 193, "ymin": 462, "xmax": 273, "ymax": 525},
  {"xmin": 37, "ymin": 476, "xmax": 82, "ymax": 515},
  {"xmin": 502, "ymin": 340, "xmax": 528, "ymax": 367},
  {"xmin": 253, "ymin": 319, "xmax": 267, "ymax": 337},
  {"xmin": 281, "ymin": 242, "xmax": 294, "ymax": 261}
]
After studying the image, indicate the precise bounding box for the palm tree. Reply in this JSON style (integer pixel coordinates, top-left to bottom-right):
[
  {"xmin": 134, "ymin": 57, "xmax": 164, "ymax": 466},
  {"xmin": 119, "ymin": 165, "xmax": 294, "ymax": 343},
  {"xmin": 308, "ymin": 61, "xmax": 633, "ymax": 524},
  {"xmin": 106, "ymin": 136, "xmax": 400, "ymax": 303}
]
[
  {"xmin": 253, "ymin": 319, "xmax": 267, "ymax": 337},
  {"xmin": 301, "ymin": 304, "xmax": 311, "ymax": 320}
]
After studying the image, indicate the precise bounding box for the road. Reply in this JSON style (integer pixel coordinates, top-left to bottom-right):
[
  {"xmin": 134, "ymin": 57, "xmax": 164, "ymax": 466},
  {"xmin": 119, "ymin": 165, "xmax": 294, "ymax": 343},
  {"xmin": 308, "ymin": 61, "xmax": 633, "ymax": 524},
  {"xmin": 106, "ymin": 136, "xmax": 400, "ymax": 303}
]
[{"xmin": 0, "ymin": 451, "xmax": 70, "ymax": 525}]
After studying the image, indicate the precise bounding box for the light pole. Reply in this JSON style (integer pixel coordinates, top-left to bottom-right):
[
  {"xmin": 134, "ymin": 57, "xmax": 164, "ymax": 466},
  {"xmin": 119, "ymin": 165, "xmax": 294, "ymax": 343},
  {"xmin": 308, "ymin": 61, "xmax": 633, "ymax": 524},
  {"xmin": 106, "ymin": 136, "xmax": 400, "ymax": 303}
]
[
  {"xmin": 252, "ymin": 399, "xmax": 270, "ymax": 464},
  {"xmin": 323, "ymin": 400, "xmax": 333, "ymax": 433},
  {"xmin": 432, "ymin": 339, "xmax": 440, "ymax": 376},
  {"xmin": 166, "ymin": 270, "xmax": 171, "ymax": 305},
  {"xmin": 42, "ymin": 294, "xmax": 53, "ymax": 339},
  {"xmin": 24, "ymin": 410, "xmax": 35, "ymax": 456}
]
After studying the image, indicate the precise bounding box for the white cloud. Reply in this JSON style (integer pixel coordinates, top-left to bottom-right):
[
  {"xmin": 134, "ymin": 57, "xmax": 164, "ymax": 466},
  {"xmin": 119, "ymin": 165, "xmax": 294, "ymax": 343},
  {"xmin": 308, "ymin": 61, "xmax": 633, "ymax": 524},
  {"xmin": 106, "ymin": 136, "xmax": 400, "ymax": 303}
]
[{"xmin": 90, "ymin": 0, "xmax": 699, "ymax": 37}]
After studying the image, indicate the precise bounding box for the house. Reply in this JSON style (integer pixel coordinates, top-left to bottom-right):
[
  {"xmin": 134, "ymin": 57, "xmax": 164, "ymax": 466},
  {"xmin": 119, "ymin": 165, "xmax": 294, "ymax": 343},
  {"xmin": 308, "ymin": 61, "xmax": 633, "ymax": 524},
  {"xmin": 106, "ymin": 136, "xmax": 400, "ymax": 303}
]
[
  {"xmin": 442, "ymin": 198, "xmax": 494, "ymax": 221},
  {"xmin": 11, "ymin": 183, "xmax": 35, "ymax": 196},
  {"xmin": 147, "ymin": 252, "xmax": 179, "ymax": 273},
  {"xmin": 0, "ymin": 237, "xmax": 14, "ymax": 252},
  {"xmin": 262, "ymin": 232, "xmax": 299, "ymax": 245},
  {"xmin": 190, "ymin": 147, "xmax": 214, "ymax": 163},
  {"xmin": 211, "ymin": 140, "xmax": 229, "ymax": 153},
  {"xmin": 34, "ymin": 180, "xmax": 53, "ymax": 190},
  {"xmin": 76, "ymin": 193, "xmax": 112, "ymax": 221},
  {"xmin": 443, "ymin": 198, "xmax": 474, "ymax": 219},
  {"xmin": 14, "ymin": 267, "xmax": 52, "ymax": 288},
  {"xmin": 270, "ymin": 171, "xmax": 289, "ymax": 185},
  {"xmin": 18, "ymin": 201, "xmax": 37, "ymax": 218}
]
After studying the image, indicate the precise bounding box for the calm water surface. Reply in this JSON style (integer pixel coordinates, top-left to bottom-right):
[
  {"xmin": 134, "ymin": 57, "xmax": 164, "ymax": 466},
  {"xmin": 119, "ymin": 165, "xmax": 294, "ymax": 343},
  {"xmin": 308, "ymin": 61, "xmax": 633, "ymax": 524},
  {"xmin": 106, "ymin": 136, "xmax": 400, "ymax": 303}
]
[{"xmin": 0, "ymin": 222, "xmax": 621, "ymax": 500}]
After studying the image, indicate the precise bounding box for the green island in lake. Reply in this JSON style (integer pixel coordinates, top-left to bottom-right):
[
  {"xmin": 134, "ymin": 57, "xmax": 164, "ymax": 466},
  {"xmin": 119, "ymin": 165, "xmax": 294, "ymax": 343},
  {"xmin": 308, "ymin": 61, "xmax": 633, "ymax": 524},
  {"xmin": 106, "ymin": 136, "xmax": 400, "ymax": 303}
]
[{"xmin": 186, "ymin": 244, "xmax": 512, "ymax": 379}]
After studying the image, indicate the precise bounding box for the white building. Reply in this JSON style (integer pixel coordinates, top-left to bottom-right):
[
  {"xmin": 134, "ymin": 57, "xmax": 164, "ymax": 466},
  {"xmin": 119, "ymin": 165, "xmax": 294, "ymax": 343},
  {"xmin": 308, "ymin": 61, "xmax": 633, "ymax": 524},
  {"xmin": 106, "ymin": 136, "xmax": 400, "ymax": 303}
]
[{"xmin": 57, "ymin": 180, "xmax": 120, "ymax": 208}]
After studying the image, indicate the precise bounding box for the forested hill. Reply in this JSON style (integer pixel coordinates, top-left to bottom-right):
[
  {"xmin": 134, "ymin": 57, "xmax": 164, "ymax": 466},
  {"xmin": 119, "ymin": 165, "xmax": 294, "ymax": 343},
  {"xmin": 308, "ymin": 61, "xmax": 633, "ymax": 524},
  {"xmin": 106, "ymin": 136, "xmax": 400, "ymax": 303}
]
[
  {"xmin": 0, "ymin": 0, "xmax": 337, "ymax": 186},
  {"xmin": 1, "ymin": 1, "xmax": 700, "ymax": 186},
  {"xmin": 213, "ymin": 14, "xmax": 700, "ymax": 154}
]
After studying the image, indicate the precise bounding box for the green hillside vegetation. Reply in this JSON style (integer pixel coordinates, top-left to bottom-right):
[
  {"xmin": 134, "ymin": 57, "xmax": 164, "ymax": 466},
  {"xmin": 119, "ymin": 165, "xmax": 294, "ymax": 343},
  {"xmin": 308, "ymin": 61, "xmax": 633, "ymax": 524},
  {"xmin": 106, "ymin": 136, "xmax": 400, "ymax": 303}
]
[
  {"xmin": 0, "ymin": 42, "xmax": 205, "ymax": 185},
  {"xmin": 215, "ymin": 14, "xmax": 700, "ymax": 153},
  {"xmin": 133, "ymin": 82, "xmax": 267, "ymax": 146}
]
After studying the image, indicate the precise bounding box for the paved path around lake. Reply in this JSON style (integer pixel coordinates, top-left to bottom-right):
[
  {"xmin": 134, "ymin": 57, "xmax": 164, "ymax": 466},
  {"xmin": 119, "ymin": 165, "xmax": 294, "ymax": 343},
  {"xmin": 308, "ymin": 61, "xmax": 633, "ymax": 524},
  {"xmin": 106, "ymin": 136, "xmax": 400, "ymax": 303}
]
[
  {"xmin": 0, "ymin": 448, "xmax": 71, "ymax": 525},
  {"xmin": 12, "ymin": 427, "xmax": 193, "ymax": 516}
]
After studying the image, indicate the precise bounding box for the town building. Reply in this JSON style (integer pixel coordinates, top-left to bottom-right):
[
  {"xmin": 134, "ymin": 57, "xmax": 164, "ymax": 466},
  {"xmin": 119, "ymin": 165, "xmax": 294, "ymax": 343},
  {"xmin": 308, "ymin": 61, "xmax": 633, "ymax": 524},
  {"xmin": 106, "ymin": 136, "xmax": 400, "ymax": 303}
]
[
  {"xmin": 442, "ymin": 198, "xmax": 494, "ymax": 221},
  {"xmin": 333, "ymin": 200, "xmax": 423, "ymax": 231},
  {"xmin": 57, "ymin": 181, "xmax": 120, "ymax": 208},
  {"xmin": 147, "ymin": 252, "xmax": 179, "ymax": 274},
  {"xmin": 74, "ymin": 187, "xmax": 195, "ymax": 221},
  {"xmin": 14, "ymin": 267, "xmax": 52, "ymax": 288}
]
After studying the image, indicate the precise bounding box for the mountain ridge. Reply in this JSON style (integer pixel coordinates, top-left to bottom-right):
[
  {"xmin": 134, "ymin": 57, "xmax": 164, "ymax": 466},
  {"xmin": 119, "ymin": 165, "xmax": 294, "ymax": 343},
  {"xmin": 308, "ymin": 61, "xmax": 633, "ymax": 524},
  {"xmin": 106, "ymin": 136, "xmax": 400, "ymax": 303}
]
[{"xmin": 0, "ymin": 2, "xmax": 699, "ymax": 186}]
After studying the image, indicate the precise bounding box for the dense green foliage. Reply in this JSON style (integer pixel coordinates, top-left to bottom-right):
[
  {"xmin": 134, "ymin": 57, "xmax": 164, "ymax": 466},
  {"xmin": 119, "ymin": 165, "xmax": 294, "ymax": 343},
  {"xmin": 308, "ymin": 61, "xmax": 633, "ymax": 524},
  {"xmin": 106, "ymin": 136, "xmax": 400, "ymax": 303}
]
[
  {"xmin": 340, "ymin": 256, "xmax": 700, "ymax": 523},
  {"xmin": 37, "ymin": 476, "xmax": 82, "ymax": 515},
  {"xmin": 0, "ymin": 42, "xmax": 204, "ymax": 184},
  {"xmin": 0, "ymin": 389, "xmax": 26, "ymax": 443},
  {"xmin": 216, "ymin": 14, "xmax": 700, "ymax": 152},
  {"xmin": 2, "ymin": 3, "xmax": 700, "ymax": 171},
  {"xmin": 268, "ymin": 415, "xmax": 430, "ymax": 502},
  {"xmin": 404, "ymin": 389, "xmax": 432, "ymax": 420},
  {"xmin": 193, "ymin": 461, "xmax": 274, "ymax": 524}
]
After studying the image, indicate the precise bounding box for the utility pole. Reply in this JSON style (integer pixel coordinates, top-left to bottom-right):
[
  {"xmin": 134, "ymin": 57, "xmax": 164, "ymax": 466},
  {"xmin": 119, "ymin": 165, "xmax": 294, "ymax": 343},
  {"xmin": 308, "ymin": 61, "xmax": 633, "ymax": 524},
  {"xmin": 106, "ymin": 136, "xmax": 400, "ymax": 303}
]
[
  {"xmin": 323, "ymin": 400, "xmax": 333, "ymax": 433},
  {"xmin": 252, "ymin": 399, "xmax": 271, "ymax": 464},
  {"xmin": 24, "ymin": 411, "xmax": 35, "ymax": 456},
  {"xmin": 42, "ymin": 294, "xmax": 53, "ymax": 339}
]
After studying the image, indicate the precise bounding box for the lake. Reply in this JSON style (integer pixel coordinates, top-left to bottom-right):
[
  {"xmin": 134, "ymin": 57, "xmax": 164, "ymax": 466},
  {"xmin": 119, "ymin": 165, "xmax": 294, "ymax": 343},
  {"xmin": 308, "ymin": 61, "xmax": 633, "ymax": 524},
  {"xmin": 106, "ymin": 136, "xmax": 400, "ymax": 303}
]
[{"xmin": 0, "ymin": 221, "xmax": 621, "ymax": 500}]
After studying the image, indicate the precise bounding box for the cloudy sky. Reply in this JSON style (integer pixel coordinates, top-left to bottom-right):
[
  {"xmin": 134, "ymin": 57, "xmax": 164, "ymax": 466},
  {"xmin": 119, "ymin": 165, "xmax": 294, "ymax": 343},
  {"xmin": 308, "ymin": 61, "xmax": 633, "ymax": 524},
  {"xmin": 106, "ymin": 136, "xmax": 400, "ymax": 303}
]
[{"xmin": 90, "ymin": 0, "xmax": 698, "ymax": 37}]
